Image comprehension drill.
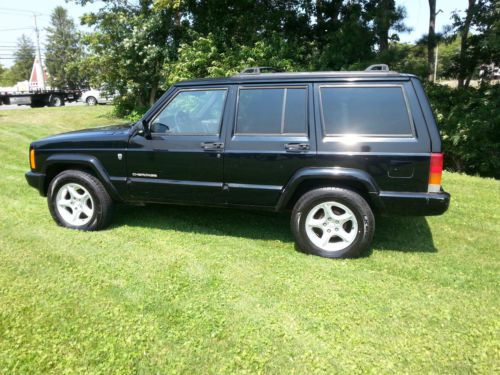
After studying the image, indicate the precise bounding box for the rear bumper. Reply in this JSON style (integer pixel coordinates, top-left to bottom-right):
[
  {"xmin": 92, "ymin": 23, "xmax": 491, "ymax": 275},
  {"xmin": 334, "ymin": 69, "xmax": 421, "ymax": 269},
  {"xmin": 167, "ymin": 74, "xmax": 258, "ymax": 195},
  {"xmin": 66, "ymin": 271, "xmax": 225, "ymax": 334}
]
[
  {"xmin": 25, "ymin": 171, "xmax": 46, "ymax": 196},
  {"xmin": 378, "ymin": 190, "xmax": 450, "ymax": 216}
]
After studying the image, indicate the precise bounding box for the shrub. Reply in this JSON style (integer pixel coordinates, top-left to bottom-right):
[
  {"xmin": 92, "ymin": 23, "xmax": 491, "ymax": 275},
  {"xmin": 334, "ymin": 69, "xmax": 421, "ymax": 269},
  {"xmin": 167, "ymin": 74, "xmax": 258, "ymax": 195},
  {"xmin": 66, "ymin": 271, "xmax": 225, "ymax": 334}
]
[
  {"xmin": 112, "ymin": 94, "xmax": 148, "ymax": 122},
  {"xmin": 426, "ymin": 83, "xmax": 500, "ymax": 178}
]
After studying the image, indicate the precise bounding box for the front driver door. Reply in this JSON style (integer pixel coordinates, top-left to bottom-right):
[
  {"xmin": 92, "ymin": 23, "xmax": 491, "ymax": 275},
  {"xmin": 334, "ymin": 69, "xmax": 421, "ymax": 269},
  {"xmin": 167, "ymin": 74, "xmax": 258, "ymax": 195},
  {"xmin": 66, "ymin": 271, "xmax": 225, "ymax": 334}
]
[{"xmin": 127, "ymin": 87, "xmax": 229, "ymax": 204}]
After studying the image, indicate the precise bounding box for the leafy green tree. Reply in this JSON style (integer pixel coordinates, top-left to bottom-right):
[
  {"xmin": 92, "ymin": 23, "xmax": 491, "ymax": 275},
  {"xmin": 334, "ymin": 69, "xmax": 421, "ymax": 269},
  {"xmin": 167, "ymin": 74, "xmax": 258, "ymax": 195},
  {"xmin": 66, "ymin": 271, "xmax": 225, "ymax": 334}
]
[
  {"xmin": 0, "ymin": 63, "xmax": 12, "ymax": 86},
  {"xmin": 45, "ymin": 6, "xmax": 84, "ymax": 89},
  {"xmin": 366, "ymin": 0, "xmax": 408, "ymax": 52},
  {"xmin": 449, "ymin": 0, "xmax": 499, "ymax": 87},
  {"xmin": 165, "ymin": 32, "xmax": 298, "ymax": 86},
  {"xmin": 182, "ymin": 0, "xmax": 313, "ymax": 69},
  {"xmin": 8, "ymin": 35, "xmax": 35, "ymax": 83},
  {"xmin": 75, "ymin": 0, "xmax": 187, "ymax": 108}
]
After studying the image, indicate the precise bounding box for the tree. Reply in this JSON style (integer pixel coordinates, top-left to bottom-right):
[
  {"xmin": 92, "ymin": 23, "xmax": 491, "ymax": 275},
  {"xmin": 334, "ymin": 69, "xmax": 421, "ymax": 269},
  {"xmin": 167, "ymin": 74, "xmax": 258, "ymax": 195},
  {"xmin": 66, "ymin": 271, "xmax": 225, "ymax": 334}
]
[
  {"xmin": 165, "ymin": 32, "xmax": 298, "ymax": 86},
  {"xmin": 72, "ymin": 0, "xmax": 413, "ymax": 114},
  {"xmin": 0, "ymin": 63, "xmax": 9, "ymax": 86},
  {"xmin": 75, "ymin": 0, "xmax": 187, "ymax": 107},
  {"xmin": 427, "ymin": 0, "xmax": 437, "ymax": 82},
  {"xmin": 45, "ymin": 6, "xmax": 84, "ymax": 89},
  {"xmin": 9, "ymin": 35, "xmax": 35, "ymax": 83},
  {"xmin": 457, "ymin": 0, "xmax": 476, "ymax": 87},
  {"xmin": 448, "ymin": 0, "xmax": 499, "ymax": 87},
  {"xmin": 366, "ymin": 0, "xmax": 408, "ymax": 53}
]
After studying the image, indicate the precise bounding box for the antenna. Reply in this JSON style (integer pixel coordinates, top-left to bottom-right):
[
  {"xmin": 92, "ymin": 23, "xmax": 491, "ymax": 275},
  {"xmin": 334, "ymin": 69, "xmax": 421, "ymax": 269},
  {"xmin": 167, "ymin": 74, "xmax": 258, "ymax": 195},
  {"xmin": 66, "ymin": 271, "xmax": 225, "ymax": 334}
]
[{"xmin": 33, "ymin": 14, "xmax": 45, "ymax": 90}]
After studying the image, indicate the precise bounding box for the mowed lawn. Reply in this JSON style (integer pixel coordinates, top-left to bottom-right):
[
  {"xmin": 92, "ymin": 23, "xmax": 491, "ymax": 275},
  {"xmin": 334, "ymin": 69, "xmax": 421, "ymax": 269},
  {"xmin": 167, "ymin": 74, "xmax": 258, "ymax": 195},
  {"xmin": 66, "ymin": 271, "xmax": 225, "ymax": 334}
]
[{"xmin": 0, "ymin": 106, "xmax": 498, "ymax": 374}]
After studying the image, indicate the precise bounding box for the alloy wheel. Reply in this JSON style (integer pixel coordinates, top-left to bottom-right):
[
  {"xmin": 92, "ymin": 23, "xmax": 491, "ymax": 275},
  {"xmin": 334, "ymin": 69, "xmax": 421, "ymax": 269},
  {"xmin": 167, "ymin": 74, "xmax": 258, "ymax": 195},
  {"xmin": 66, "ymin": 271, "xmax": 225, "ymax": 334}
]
[
  {"xmin": 55, "ymin": 183, "xmax": 94, "ymax": 226},
  {"xmin": 304, "ymin": 201, "xmax": 358, "ymax": 252}
]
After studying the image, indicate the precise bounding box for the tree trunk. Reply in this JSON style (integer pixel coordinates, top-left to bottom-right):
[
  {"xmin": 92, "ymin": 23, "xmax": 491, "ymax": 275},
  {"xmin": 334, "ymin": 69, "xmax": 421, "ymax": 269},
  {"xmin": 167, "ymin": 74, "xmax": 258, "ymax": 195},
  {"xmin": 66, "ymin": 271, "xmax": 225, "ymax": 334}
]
[
  {"xmin": 149, "ymin": 82, "xmax": 158, "ymax": 107},
  {"xmin": 377, "ymin": 0, "xmax": 392, "ymax": 53},
  {"xmin": 379, "ymin": 28, "xmax": 389, "ymax": 52},
  {"xmin": 427, "ymin": 0, "xmax": 436, "ymax": 82},
  {"xmin": 458, "ymin": 0, "xmax": 476, "ymax": 88},
  {"xmin": 316, "ymin": 0, "xmax": 324, "ymax": 40}
]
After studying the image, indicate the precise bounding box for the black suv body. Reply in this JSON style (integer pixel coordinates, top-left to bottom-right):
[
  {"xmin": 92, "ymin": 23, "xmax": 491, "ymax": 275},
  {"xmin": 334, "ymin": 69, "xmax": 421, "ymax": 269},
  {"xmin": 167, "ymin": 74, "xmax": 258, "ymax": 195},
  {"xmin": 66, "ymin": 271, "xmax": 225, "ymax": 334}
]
[{"xmin": 26, "ymin": 70, "xmax": 450, "ymax": 258}]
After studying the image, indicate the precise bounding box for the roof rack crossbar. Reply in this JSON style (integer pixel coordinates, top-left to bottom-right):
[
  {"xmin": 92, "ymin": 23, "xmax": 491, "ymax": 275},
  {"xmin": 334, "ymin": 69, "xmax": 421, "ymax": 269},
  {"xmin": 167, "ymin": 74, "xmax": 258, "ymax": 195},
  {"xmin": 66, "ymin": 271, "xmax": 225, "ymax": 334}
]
[
  {"xmin": 238, "ymin": 67, "xmax": 283, "ymax": 75},
  {"xmin": 365, "ymin": 64, "xmax": 390, "ymax": 71}
]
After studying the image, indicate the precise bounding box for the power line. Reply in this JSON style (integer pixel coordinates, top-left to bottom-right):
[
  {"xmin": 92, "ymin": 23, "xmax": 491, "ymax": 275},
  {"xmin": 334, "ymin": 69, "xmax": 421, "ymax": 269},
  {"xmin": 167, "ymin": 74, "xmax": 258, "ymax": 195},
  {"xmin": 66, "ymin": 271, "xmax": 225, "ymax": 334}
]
[
  {"xmin": 0, "ymin": 7, "xmax": 47, "ymax": 16},
  {"xmin": 0, "ymin": 27, "xmax": 33, "ymax": 32},
  {"xmin": 0, "ymin": 46, "xmax": 45, "ymax": 49}
]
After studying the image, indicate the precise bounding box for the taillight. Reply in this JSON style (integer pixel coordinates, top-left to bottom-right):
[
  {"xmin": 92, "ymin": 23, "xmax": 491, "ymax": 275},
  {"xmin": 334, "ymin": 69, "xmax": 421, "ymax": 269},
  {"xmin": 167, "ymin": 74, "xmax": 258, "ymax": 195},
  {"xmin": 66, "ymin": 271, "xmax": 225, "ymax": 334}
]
[
  {"xmin": 29, "ymin": 148, "xmax": 36, "ymax": 170},
  {"xmin": 428, "ymin": 153, "xmax": 443, "ymax": 193}
]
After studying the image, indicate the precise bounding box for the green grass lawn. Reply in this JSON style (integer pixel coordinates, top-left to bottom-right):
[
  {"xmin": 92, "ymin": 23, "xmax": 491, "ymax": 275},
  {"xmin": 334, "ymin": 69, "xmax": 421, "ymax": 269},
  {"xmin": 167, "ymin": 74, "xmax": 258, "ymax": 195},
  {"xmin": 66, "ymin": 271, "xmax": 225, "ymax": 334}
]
[{"xmin": 0, "ymin": 106, "xmax": 499, "ymax": 374}]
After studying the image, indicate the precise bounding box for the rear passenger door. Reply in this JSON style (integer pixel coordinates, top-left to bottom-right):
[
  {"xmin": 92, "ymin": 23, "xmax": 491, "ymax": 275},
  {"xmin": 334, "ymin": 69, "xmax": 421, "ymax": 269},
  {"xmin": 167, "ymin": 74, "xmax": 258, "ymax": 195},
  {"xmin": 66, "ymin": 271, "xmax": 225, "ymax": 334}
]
[{"xmin": 223, "ymin": 84, "xmax": 316, "ymax": 207}]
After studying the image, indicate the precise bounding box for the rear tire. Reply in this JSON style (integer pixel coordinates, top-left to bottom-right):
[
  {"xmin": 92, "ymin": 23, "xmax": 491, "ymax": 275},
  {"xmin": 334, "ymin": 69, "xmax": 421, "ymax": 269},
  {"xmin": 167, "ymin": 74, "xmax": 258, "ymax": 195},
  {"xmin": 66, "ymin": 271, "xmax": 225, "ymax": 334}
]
[
  {"xmin": 291, "ymin": 187, "xmax": 375, "ymax": 258},
  {"xmin": 49, "ymin": 96, "xmax": 64, "ymax": 107},
  {"xmin": 47, "ymin": 170, "xmax": 113, "ymax": 231}
]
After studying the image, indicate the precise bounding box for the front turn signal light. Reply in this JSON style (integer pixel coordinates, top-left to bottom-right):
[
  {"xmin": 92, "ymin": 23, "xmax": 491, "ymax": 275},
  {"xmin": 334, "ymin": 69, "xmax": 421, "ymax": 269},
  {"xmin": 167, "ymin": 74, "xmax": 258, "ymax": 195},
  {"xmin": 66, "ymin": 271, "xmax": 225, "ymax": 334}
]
[{"xmin": 29, "ymin": 148, "xmax": 36, "ymax": 169}]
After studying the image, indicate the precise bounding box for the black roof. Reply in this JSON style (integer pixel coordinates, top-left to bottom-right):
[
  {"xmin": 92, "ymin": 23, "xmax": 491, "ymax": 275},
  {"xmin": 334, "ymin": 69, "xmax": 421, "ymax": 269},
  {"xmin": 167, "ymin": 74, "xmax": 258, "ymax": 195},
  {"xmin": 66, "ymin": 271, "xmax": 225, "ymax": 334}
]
[{"xmin": 175, "ymin": 71, "xmax": 416, "ymax": 86}]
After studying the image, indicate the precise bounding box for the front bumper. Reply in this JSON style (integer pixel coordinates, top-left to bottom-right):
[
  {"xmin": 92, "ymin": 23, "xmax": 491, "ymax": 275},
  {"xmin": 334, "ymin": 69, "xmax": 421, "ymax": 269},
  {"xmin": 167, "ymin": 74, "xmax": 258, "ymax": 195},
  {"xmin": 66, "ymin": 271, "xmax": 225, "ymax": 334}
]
[
  {"xmin": 25, "ymin": 171, "xmax": 46, "ymax": 196},
  {"xmin": 378, "ymin": 190, "xmax": 450, "ymax": 216}
]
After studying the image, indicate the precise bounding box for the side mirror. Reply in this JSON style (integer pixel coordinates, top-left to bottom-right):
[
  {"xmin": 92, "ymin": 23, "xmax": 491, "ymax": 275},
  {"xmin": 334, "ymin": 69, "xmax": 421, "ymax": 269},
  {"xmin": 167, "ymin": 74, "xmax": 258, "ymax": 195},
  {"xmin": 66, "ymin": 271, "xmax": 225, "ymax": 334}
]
[{"xmin": 139, "ymin": 119, "xmax": 151, "ymax": 139}]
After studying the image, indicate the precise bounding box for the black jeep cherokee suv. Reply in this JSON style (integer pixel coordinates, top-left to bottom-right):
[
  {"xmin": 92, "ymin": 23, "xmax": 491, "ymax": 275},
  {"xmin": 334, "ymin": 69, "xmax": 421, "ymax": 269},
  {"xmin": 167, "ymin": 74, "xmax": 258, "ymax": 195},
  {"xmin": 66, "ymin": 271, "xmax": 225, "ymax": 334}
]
[{"xmin": 26, "ymin": 70, "xmax": 450, "ymax": 258}]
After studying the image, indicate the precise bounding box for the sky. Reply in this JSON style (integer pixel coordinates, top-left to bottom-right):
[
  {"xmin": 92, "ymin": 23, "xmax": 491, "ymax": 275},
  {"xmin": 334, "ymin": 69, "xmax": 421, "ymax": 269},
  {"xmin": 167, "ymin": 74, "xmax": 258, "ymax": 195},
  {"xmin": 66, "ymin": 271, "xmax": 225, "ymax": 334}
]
[{"xmin": 0, "ymin": 0, "xmax": 468, "ymax": 68}]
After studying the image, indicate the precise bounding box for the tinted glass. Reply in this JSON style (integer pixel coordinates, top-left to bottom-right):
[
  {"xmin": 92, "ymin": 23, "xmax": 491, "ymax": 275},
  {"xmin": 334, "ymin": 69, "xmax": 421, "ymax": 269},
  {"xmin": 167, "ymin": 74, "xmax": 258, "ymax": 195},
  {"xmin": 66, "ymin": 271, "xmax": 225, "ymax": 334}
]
[
  {"xmin": 284, "ymin": 88, "xmax": 307, "ymax": 134},
  {"xmin": 320, "ymin": 86, "xmax": 412, "ymax": 136},
  {"xmin": 237, "ymin": 88, "xmax": 283, "ymax": 134},
  {"xmin": 151, "ymin": 89, "xmax": 226, "ymax": 135},
  {"xmin": 237, "ymin": 88, "xmax": 307, "ymax": 134}
]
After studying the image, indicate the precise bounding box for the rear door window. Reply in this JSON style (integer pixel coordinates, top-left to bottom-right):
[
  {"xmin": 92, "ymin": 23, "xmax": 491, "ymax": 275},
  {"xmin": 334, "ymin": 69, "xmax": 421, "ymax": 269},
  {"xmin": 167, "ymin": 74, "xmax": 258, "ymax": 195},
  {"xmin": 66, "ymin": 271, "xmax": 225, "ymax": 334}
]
[
  {"xmin": 236, "ymin": 87, "xmax": 307, "ymax": 135},
  {"xmin": 319, "ymin": 86, "xmax": 413, "ymax": 136}
]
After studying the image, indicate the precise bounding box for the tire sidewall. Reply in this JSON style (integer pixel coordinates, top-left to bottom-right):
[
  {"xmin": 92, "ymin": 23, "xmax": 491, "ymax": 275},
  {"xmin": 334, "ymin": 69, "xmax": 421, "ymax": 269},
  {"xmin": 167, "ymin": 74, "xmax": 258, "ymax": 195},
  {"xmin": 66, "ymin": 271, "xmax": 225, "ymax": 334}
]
[
  {"xmin": 48, "ymin": 172, "xmax": 104, "ymax": 230},
  {"xmin": 51, "ymin": 96, "xmax": 63, "ymax": 107},
  {"xmin": 293, "ymin": 190, "xmax": 374, "ymax": 258}
]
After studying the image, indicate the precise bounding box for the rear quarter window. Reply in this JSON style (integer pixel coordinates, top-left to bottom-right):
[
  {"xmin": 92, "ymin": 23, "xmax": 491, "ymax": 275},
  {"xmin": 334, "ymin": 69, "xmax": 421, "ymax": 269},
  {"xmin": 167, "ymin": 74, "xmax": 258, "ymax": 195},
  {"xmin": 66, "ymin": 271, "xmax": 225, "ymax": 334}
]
[{"xmin": 319, "ymin": 86, "xmax": 413, "ymax": 137}]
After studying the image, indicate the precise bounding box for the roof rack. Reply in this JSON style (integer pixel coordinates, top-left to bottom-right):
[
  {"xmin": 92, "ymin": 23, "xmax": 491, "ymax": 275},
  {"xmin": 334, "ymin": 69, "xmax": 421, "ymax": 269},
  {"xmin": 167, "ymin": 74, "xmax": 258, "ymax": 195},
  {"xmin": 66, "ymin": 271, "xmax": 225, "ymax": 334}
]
[
  {"xmin": 365, "ymin": 64, "xmax": 390, "ymax": 71},
  {"xmin": 239, "ymin": 67, "xmax": 284, "ymax": 75}
]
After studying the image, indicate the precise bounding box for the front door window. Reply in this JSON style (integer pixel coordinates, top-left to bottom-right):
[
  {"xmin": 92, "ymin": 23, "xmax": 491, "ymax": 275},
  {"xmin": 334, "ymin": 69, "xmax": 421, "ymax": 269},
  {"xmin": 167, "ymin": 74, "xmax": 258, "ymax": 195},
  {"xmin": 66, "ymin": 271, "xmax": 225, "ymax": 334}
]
[{"xmin": 150, "ymin": 89, "xmax": 227, "ymax": 135}]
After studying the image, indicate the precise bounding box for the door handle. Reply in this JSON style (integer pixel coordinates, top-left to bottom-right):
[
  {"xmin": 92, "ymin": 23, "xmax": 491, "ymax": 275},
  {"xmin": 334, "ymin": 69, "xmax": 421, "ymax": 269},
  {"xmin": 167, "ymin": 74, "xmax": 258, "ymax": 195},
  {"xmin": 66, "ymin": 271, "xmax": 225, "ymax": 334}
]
[
  {"xmin": 201, "ymin": 142, "xmax": 224, "ymax": 151},
  {"xmin": 285, "ymin": 143, "xmax": 310, "ymax": 152}
]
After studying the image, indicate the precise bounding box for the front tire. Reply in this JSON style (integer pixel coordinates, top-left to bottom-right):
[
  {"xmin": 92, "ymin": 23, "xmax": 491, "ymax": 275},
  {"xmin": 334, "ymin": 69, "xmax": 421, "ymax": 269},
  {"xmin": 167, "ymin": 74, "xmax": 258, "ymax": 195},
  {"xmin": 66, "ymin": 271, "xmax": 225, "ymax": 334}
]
[
  {"xmin": 291, "ymin": 187, "xmax": 375, "ymax": 258},
  {"xmin": 47, "ymin": 170, "xmax": 113, "ymax": 231},
  {"xmin": 86, "ymin": 96, "xmax": 97, "ymax": 105}
]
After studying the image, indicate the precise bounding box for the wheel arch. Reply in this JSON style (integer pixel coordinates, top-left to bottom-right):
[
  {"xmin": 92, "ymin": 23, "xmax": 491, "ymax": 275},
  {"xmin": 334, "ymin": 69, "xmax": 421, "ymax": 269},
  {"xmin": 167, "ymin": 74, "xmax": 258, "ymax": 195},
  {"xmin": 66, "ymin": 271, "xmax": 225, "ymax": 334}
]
[
  {"xmin": 43, "ymin": 154, "xmax": 122, "ymax": 201},
  {"xmin": 276, "ymin": 167, "xmax": 382, "ymax": 212}
]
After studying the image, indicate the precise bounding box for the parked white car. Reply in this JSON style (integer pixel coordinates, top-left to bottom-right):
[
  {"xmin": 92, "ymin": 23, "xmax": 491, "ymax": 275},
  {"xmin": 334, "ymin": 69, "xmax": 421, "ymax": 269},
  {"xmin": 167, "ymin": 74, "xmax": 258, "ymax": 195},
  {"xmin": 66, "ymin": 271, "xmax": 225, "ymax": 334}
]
[{"xmin": 80, "ymin": 88, "xmax": 116, "ymax": 105}]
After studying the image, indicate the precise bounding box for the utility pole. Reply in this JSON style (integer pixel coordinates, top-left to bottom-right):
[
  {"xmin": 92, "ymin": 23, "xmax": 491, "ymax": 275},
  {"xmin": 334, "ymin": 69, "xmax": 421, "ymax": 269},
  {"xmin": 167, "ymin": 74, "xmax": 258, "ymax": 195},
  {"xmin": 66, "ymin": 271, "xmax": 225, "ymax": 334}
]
[
  {"xmin": 33, "ymin": 14, "xmax": 45, "ymax": 90},
  {"xmin": 434, "ymin": 9, "xmax": 443, "ymax": 83},
  {"xmin": 427, "ymin": 0, "xmax": 436, "ymax": 82}
]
